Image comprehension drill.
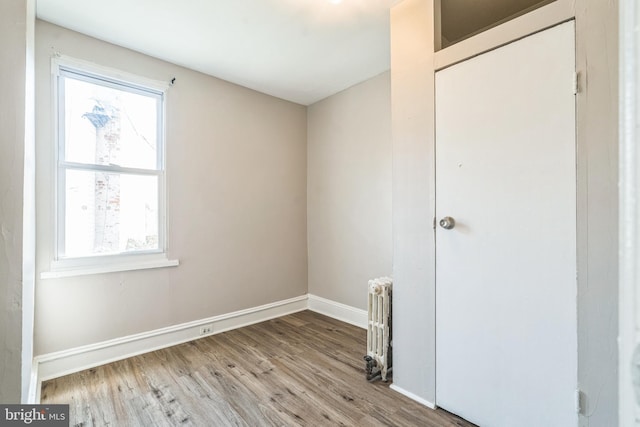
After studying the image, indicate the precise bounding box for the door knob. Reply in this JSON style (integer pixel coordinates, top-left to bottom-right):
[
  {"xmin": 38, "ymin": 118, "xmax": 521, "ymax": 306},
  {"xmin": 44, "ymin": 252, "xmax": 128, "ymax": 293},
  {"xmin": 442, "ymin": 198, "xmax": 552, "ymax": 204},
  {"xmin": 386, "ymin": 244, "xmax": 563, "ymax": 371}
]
[{"xmin": 439, "ymin": 216, "xmax": 456, "ymax": 230}]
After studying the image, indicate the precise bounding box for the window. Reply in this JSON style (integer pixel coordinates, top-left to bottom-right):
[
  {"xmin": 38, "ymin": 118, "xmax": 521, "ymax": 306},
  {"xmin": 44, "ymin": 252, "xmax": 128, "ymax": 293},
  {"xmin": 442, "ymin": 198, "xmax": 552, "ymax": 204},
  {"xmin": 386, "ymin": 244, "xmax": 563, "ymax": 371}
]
[{"xmin": 51, "ymin": 58, "xmax": 175, "ymax": 274}]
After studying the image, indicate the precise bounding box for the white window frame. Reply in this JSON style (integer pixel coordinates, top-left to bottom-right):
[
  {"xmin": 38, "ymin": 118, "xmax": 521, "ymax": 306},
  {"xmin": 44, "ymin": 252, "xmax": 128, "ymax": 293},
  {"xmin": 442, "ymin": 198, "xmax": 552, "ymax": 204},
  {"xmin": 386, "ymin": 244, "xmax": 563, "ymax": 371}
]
[{"xmin": 43, "ymin": 56, "xmax": 178, "ymax": 278}]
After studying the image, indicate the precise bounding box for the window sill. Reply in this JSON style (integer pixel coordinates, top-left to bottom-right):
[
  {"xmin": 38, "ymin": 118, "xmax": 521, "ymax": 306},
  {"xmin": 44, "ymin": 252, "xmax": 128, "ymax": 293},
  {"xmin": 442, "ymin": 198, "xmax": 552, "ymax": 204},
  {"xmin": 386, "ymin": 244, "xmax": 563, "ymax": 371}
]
[{"xmin": 40, "ymin": 257, "xmax": 179, "ymax": 279}]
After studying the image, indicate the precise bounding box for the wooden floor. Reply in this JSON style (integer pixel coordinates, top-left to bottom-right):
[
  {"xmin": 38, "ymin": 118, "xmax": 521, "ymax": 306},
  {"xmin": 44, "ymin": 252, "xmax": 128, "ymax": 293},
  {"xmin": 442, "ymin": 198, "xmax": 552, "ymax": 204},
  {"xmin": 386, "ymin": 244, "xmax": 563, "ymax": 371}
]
[{"xmin": 41, "ymin": 310, "xmax": 474, "ymax": 427}]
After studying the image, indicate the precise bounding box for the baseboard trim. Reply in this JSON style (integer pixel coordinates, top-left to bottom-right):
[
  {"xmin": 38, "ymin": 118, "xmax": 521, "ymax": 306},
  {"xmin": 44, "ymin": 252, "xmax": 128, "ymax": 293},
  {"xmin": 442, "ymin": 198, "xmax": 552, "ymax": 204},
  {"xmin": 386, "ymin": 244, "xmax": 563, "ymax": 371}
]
[
  {"xmin": 389, "ymin": 384, "xmax": 437, "ymax": 409},
  {"xmin": 34, "ymin": 294, "xmax": 368, "ymax": 400},
  {"xmin": 35, "ymin": 295, "xmax": 308, "ymax": 384},
  {"xmin": 307, "ymin": 294, "xmax": 367, "ymax": 329}
]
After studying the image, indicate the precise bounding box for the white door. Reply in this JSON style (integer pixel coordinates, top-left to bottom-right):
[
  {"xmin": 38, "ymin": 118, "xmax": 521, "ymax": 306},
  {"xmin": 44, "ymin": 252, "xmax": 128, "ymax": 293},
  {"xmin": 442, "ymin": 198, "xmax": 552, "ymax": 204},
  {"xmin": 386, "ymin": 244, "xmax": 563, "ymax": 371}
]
[{"xmin": 435, "ymin": 22, "xmax": 577, "ymax": 427}]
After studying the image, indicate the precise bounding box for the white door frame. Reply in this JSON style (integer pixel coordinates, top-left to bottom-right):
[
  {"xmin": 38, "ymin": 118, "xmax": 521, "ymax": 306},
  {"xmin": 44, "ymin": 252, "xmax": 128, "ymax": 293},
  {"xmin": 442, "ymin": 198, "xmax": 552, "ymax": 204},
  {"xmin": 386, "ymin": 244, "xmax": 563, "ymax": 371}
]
[{"xmin": 619, "ymin": 0, "xmax": 640, "ymax": 424}]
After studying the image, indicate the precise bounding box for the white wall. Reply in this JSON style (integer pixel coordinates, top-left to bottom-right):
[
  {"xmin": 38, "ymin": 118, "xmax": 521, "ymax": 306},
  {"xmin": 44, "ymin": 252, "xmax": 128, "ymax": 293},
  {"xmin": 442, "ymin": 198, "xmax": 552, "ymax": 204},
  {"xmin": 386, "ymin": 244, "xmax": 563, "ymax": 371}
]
[
  {"xmin": 390, "ymin": 0, "xmax": 437, "ymax": 404},
  {"xmin": 307, "ymin": 72, "xmax": 392, "ymax": 310},
  {"xmin": 34, "ymin": 21, "xmax": 308, "ymax": 356},
  {"xmin": 390, "ymin": 0, "xmax": 619, "ymax": 423},
  {"xmin": 0, "ymin": 0, "xmax": 34, "ymax": 404}
]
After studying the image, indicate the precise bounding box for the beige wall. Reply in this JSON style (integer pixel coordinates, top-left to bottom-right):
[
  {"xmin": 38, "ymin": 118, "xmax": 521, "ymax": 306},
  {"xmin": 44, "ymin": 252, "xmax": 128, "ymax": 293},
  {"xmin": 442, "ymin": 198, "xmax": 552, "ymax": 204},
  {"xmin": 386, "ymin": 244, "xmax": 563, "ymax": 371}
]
[
  {"xmin": 390, "ymin": 0, "xmax": 618, "ymax": 423},
  {"xmin": 0, "ymin": 0, "xmax": 29, "ymax": 403},
  {"xmin": 307, "ymin": 72, "xmax": 392, "ymax": 310},
  {"xmin": 34, "ymin": 21, "xmax": 308, "ymax": 355}
]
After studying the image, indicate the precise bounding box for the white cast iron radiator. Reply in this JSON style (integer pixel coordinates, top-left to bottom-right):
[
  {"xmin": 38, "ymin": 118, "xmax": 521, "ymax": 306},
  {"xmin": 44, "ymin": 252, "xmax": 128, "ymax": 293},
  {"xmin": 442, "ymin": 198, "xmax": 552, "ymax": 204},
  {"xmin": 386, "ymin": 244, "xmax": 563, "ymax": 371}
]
[{"xmin": 364, "ymin": 277, "xmax": 392, "ymax": 381}]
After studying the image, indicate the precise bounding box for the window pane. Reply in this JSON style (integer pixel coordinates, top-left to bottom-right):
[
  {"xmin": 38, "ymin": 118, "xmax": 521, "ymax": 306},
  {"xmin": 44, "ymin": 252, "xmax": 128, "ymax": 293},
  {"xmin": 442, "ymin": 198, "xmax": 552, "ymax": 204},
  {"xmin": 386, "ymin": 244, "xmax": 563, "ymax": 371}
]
[
  {"xmin": 64, "ymin": 170, "xmax": 159, "ymax": 257},
  {"xmin": 63, "ymin": 76, "xmax": 158, "ymax": 170}
]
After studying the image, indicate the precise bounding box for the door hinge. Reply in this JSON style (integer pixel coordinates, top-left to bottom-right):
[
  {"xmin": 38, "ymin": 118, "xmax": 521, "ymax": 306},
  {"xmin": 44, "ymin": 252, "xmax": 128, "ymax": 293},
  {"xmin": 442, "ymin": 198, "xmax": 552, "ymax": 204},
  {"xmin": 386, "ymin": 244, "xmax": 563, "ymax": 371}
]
[
  {"xmin": 573, "ymin": 72, "xmax": 579, "ymax": 95},
  {"xmin": 631, "ymin": 344, "xmax": 640, "ymax": 405},
  {"xmin": 575, "ymin": 389, "xmax": 582, "ymax": 414}
]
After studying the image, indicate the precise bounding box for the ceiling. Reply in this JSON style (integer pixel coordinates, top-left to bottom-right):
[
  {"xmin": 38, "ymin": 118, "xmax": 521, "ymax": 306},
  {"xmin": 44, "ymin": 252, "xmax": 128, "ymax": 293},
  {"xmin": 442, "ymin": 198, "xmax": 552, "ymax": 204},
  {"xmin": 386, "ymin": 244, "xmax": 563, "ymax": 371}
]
[
  {"xmin": 36, "ymin": 0, "xmax": 396, "ymax": 106},
  {"xmin": 36, "ymin": 0, "xmax": 555, "ymax": 105}
]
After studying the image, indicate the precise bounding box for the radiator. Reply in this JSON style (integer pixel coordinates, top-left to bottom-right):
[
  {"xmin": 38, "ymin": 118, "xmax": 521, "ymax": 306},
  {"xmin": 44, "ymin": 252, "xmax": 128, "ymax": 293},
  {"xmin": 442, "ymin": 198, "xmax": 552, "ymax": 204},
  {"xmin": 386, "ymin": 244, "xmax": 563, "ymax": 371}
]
[{"xmin": 364, "ymin": 277, "xmax": 392, "ymax": 382}]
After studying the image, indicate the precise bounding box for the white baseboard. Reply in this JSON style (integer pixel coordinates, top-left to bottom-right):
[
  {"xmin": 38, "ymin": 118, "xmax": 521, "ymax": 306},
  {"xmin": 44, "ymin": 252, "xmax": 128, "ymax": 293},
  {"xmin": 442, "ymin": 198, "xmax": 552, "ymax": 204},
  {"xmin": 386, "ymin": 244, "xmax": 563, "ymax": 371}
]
[
  {"xmin": 34, "ymin": 293, "xmax": 368, "ymax": 401},
  {"xmin": 35, "ymin": 295, "xmax": 308, "ymax": 383},
  {"xmin": 307, "ymin": 294, "xmax": 367, "ymax": 329},
  {"xmin": 34, "ymin": 295, "xmax": 441, "ymax": 416},
  {"xmin": 389, "ymin": 384, "xmax": 437, "ymax": 409}
]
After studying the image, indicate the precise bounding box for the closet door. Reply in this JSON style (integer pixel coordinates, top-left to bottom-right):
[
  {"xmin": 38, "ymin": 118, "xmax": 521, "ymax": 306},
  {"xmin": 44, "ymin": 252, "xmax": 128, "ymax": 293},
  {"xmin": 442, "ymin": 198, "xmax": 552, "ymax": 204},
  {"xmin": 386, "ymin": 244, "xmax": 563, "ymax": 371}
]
[{"xmin": 435, "ymin": 22, "xmax": 577, "ymax": 427}]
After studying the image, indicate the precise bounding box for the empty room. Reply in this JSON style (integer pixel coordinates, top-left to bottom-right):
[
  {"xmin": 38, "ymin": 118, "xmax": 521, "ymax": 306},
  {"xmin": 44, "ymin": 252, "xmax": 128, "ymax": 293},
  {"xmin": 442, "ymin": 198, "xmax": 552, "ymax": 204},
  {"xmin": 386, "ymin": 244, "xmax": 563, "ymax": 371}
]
[{"xmin": 0, "ymin": 0, "xmax": 627, "ymax": 426}]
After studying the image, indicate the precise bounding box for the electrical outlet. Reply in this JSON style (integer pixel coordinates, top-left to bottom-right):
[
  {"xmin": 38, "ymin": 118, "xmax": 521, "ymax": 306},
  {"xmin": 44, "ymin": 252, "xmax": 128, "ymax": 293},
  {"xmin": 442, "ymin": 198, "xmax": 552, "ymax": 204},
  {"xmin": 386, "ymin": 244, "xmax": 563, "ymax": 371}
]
[{"xmin": 199, "ymin": 324, "xmax": 213, "ymax": 336}]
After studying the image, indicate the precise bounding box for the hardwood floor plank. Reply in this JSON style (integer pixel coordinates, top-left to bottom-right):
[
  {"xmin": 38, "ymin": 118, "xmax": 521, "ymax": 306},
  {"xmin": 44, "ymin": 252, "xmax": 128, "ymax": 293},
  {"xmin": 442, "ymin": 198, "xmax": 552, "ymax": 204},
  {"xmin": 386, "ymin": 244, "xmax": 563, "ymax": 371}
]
[{"xmin": 42, "ymin": 310, "xmax": 475, "ymax": 427}]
